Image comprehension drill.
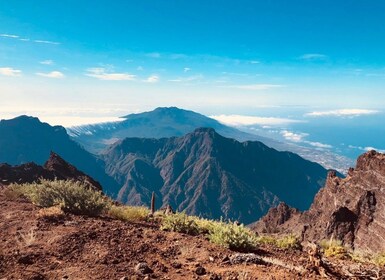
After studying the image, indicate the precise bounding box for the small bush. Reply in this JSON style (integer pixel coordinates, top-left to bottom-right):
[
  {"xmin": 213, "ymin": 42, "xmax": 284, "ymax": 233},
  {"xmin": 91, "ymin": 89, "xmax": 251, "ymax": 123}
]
[
  {"xmin": 319, "ymin": 239, "xmax": 349, "ymax": 259},
  {"xmin": 373, "ymin": 253, "xmax": 385, "ymax": 266},
  {"xmin": 160, "ymin": 212, "xmax": 199, "ymax": 235},
  {"xmin": 4, "ymin": 184, "xmax": 33, "ymax": 200},
  {"xmin": 109, "ymin": 205, "xmax": 150, "ymax": 222},
  {"xmin": 255, "ymin": 235, "xmax": 277, "ymax": 246},
  {"xmin": 276, "ymin": 235, "xmax": 302, "ymax": 250},
  {"xmin": 255, "ymin": 234, "xmax": 301, "ymax": 250},
  {"xmin": 7, "ymin": 179, "xmax": 110, "ymax": 216},
  {"xmin": 208, "ymin": 222, "xmax": 257, "ymax": 251}
]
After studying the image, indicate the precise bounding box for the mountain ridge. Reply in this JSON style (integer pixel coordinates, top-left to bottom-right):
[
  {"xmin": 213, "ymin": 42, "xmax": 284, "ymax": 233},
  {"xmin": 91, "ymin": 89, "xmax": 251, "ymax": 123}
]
[{"xmin": 102, "ymin": 127, "xmax": 328, "ymax": 223}]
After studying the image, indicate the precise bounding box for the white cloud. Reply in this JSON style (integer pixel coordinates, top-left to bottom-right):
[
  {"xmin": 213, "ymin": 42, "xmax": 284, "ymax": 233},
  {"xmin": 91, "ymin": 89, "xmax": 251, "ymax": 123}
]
[
  {"xmin": 211, "ymin": 115, "xmax": 304, "ymax": 126},
  {"xmin": 144, "ymin": 75, "xmax": 159, "ymax": 83},
  {"xmin": 299, "ymin": 53, "xmax": 328, "ymax": 61},
  {"xmin": 280, "ymin": 130, "xmax": 309, "ymax": 142},
  {"xmin": 33, "ymin": 40, "xmax": 60, "ymax": 45},
  {"xmin": 0, "ymin": 34, "xmax": 19, "ymax": 38},
  {"xmin": 307, "ymin": 141, "xmax": 333, "ymax": 149},
  {"xmin": 0, "ymin": 67, "xmax": 22, "ymax": 77},
  {"xmin": 40, "ymin": 60, "xmax": 54, "ymax": 65},
  {"xmin": 349, "ymin": 145, "xmax": 385, "ymax": 153},
  {"xmin": 305, "ymin": 109, "xmax": 379, "ymax": 117},
  {"xmin": 280, "ymin": 130, "xmax": 332, "ymax": 149},
  {"xmin": 223, "ymin": 84, "xmax": 283, "ymax": 90},
  {"xmin": 85, "ymin": 68, "xmax": 136, "ymax": 81},
  {"xmin": 168, "ymin": 75, "xmax": 203, "ymax": 83},
  {"xmin": 36, "ymin": 71, "xmax": 65, "ymax": 79},
  {"xmin": 184, "ymin": 67, "xmax": 191, "ymax": 73},
  {"xmin": 250, "ymin": 60, "xmax": 260, "ymax": 64}
]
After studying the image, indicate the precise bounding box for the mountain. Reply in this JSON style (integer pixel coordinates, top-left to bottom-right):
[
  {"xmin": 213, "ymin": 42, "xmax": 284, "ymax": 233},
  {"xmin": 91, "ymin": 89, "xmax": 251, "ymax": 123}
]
[
  {"xmin": 67, "ymin": 107, "xmax": 353, "ymax": 173},
  {"xmin": 102, "ymin": 127, "xmax": 328, "ymax": 224},
  {"xmin": 68, "ymin": 107, "xmax": 277, "ymax": 153},
  {"xmin": 0, "ymin": 116, "xmax": 119, "ymax": 195},
  {"xmin": 252, "ymin": 150, "xmax": 385, "ymax": 253},
  {"xmin": 0, "ymin": 152, "xmax": 102, "ymax": 190}
]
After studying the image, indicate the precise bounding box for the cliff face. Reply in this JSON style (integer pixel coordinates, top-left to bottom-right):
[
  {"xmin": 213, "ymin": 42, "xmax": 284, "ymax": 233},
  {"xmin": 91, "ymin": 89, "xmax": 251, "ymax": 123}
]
[
  {"xmin": 253, "ymin": 150, "xmax": 385, "ymax": 253},
  {"xmin": 0, "ymin": 152, "xmax": 102, "ymax": 191},
  {"xmin": 102, "ymin": 128, "xmax": 327, "ymax": 224}
]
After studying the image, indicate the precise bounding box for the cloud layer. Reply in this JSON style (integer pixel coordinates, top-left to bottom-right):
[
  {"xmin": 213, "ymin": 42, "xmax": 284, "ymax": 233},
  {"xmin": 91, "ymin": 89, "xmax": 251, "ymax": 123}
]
[
  {"xmin": 305, "ymin": 109, "xmax": 379, "ymax": 117},
  {"xmin": 211, "ymin": 114, "xmax": 303, "ymax": 126},
  {"xmin": 36, "ymin": 71, "xmax": 65, "ymax": 78}
]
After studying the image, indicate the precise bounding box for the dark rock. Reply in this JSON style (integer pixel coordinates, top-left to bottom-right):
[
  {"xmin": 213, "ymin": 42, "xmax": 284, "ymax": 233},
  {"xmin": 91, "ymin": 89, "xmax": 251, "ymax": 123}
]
[
  {"xmin": 229, "ymin": 253, "xmax": 264, "ymax": 265},
  {"xmin": 254, "ymin": 150, "xmax": 385, "ymax": 254},
  {"xmin": 195, "ymin": 266, "xmax": 206, "ymax": 275},
  {"xmin": 135, "ymin": 262, "xmax": 153, "ymax": 275}
]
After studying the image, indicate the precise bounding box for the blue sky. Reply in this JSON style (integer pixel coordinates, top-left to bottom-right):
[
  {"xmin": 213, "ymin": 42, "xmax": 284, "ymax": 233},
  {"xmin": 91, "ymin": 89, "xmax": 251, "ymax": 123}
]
[{"xmin": 0, "ymin": 0, "xmax": 385, "ymax": 129}]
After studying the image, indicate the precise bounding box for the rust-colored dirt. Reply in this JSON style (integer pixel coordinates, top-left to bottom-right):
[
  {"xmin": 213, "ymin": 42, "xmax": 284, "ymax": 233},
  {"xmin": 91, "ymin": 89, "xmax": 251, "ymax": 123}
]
[{"xmin": 0, "ymin": 191, "xmax": 382, "ymax": 280}]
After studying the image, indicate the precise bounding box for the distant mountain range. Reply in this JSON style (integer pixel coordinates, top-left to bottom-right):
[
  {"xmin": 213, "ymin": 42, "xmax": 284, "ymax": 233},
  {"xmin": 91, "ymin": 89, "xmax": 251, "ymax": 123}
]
[
  {"xmin": 102, "ymin": 127, "xmax": 328, "ymax": 223},
  {"xmin": 0, "ymin": 116, "xmax": 119, "ymax": 195},
  {"xmin": 68, "ymin": 107, "xmax": 353, "ymax": 173}
]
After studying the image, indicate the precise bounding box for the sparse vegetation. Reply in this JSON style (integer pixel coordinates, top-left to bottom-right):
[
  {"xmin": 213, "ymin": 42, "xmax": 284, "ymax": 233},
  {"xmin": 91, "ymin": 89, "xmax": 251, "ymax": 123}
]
[
  {"xmin": 256, "ymin": 234, "xmax": 301, "ymax": 250},
  {"xmin": 208, "ymin": 221, "xmax": 258, "ymax": 251},
  {"xmin": 319, "ymin": 239, "xmax": 349, "ymax": 259},
  {"xmin": 160, "ymin": 212, "xmax": 199, "ymax": 235},
  {"xmin": 373, "ymin": 253, "xmax": 385, "ymax": 267},
  {"xmin": 6, "ymin": 179, "xmax": 110, "ymax": 216},
  {"xmin": 109, "ymin": 205, "xmax": 150, "ymax": 222}
]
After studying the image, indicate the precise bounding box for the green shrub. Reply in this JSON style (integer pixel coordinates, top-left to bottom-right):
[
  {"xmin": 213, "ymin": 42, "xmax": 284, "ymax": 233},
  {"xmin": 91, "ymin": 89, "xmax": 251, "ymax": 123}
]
[
  {"xmin": 4, "ymin": 184, "xmax": 34, "ymax": 200},
  {"xmin": 373, "ymin": 252, "xmax": 385, "ymax": 266},
  {"xmin": 208, "ymin": 221, "xmax": 257, "ymax": 251},
  {"xmin": 276, "ymin": 235, "xmax": 302, "ymax": 250},
  {"xmin": 109, "ymin": 205, "xmax": 150, "ymax": 222},
  {"xmin": 255, "ymin": 235, "xmax": 277, "ymax": 246},
  {"xmin": 160, "ymin": 212, "xmax": 199, "ymax": 235},
  {"xmin": 319, "ymin": 239, "xmax": 349, "ymax": 259},
  {"xmin": 7, "ymin": 179, "xmax": 110, "ymax": 216}
]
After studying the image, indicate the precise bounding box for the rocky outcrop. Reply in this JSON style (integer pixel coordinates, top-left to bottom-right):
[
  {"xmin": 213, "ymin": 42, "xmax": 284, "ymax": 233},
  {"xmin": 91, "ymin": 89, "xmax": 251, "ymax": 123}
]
[
  {"xmin": 0, "ymin": 152, "xmax": 102, "ymax": 191},
  {"xmin": 102, "ymin": 127, "xmax": 328, "ymax": 224},
  {"xmin": 253, "ymin": 150, "xmax": 385, "ymax": 253}
]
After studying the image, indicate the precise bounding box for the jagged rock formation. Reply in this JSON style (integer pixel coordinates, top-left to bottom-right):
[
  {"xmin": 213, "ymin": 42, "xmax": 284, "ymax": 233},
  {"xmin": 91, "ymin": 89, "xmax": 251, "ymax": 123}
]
[
  {"xmin": 0, "ymin": 152, "xmax": 102, "ymax": 190},
  {"xmin": 102, "ymin": 127, "xmax": 327, "ymax": 224},
  {"xmin": 253, "ymin": 150, "xmax": 385, "ymax": 253},
  {"xmin": 0, "ymin": 115, "xmax": 119, "ymax": 194}
]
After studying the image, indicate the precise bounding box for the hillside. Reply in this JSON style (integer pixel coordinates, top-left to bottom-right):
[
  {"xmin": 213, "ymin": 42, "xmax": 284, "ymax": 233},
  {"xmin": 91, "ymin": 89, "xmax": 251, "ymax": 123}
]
[
  {"xmin": 253, "ymin": 150, "xmax": 385, "ymax": 254},
  {"xmin": 1, "ymin": 184, "xmax": 383, "ymax": 279},
  {"xmin": 102, "ymin": 127, "xmax": 328, "ymax": 224},
  {"xmin": 0, "ymin": 116, "xmax": 119, "ymax": 195}
]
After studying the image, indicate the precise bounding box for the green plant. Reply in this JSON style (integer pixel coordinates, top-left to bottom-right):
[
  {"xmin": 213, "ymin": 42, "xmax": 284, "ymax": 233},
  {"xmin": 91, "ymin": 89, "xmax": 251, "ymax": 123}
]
[
  {"xmin": 160, "ymin": 212, "xmax": 199, "ymax": 235},
  {"xmin": 276, "ymin": 235, "xmax": 302, "ymax": 250},
  {"xmin": 255, "ymin": 235, "xmax": 277, "ymax": 246},
  {"xmin": 208, "ymin": 221, "xmax": 257, "ymax": 251},
  {"xmin": 4, "ymin": 184, "xmax": 34, "ymax": 200},
  {"xmin": 319, "ymin": 239, "xmax": 349, "ymax": 259},
  {"xmin": 109, "ymin": 205, "xmax": 150, "ymax": 222},
  {"xmin": 7, "ymin": 179, "xmax": 110, "ymax": 216},
  {"xmin": 373, "ymin": 252, "xmax": 385, "ymax": 266}
]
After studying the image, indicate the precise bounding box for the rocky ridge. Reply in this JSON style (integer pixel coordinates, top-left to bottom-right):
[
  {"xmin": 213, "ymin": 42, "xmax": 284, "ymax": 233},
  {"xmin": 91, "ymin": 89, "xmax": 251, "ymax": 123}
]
[
  {"xmin": 0, "ymin": 152, "xmax": 102, "ymax": 191},
  {"xmin": 253, "ymin": 150, "xmax": 385, "ymax": 254}
]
